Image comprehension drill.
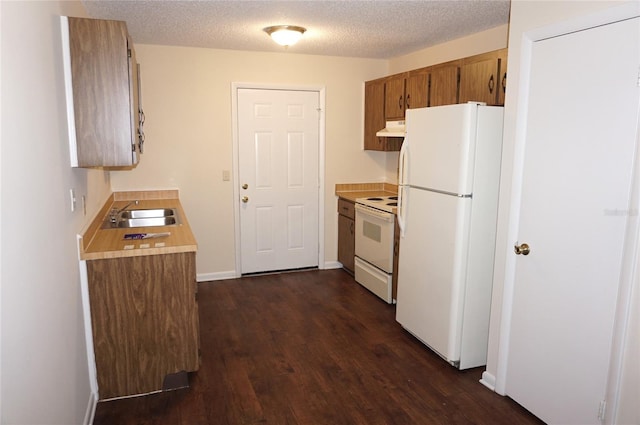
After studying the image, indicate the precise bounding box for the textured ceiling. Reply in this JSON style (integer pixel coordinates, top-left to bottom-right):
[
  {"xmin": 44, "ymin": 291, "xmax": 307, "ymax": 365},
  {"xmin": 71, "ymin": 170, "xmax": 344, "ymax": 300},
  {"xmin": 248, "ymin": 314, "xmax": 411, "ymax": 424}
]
[{"xmin": 81, "ymin": 0, "xmax": 511, "ymax": 59}]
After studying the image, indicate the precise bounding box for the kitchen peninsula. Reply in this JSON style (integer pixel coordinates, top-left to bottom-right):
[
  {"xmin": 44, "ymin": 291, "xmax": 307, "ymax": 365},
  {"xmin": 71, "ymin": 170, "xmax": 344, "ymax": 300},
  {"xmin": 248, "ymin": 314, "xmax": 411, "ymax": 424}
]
[{"xmin": 81, "ymin": 190, "xmax": 200, "ymax": 400}]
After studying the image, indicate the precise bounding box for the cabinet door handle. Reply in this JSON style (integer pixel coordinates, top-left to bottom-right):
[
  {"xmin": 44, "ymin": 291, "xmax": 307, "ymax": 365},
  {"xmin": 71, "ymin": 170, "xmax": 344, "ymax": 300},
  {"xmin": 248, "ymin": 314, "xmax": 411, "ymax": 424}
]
[
  {"xmin": 406, "ymin": 93, "xmax": 411, "ymax": 109},
  {"xmin": 350, "ymin": 221, "xmax": 354, "ymax": 235},
  {"xmin": 488, "ymin": 74, "xmax": 495, "ymax": 94},
  {"xmin": 138, "ymin": 108, "xmax": 145, "ymax": 153},
  {"xmin": 501, "ymin": 72, "xmax": 507, "ymax": 93},
  {"xmin": 399, "ymin": 95, "xmax": 403, "ymax": 110}
]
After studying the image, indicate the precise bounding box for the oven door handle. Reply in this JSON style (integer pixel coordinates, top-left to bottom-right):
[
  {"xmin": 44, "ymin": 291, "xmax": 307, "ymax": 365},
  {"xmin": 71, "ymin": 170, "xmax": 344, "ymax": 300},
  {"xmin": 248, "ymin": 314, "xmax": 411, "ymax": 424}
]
[{"xmin": 355, "ymin": 204, "xmax": 395, "ymax": 222}]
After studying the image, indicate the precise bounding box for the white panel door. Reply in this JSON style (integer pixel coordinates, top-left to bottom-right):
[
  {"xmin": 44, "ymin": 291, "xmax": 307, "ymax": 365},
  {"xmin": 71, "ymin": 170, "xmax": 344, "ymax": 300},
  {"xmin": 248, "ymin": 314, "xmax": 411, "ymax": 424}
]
[
  {"xmin": 238, "ymin": 89, "xmax": 320, "ymax": 274},
  {"xmin": 506, "ymin": 18, "xmax": 640, "ymax": 424}
]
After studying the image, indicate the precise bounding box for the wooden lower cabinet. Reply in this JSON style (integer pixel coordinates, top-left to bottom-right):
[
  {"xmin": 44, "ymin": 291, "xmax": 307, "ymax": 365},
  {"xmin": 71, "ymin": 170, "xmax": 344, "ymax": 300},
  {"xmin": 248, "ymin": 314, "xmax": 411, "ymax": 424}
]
[
  {"xmin": 87, "ymin": 252, "xmax": 200, "ymax": 400},
  {"xmin": 337, "ymin": 199, "xmax": 355, "ymax": 273}
]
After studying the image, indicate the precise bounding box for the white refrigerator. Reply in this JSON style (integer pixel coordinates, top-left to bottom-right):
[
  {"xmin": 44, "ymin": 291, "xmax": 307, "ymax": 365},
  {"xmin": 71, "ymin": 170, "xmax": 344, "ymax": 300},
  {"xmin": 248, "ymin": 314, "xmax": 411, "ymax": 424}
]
[{"xmin": 395, "ymin": 103, "xmax": 504, "ymax": 370}]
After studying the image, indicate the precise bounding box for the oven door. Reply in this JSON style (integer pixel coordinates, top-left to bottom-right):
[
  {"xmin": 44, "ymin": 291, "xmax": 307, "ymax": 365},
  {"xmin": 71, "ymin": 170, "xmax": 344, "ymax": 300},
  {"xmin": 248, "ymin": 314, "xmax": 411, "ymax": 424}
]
[{"xmin": 355, "ymin": 204, "xmax": 395, "ymax": 273}]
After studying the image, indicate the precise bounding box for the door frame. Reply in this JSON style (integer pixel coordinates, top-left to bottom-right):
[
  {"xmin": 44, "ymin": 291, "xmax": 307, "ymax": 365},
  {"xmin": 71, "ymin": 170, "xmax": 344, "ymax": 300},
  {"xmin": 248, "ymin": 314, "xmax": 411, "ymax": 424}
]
[
  {"xmin": 231, "ymin": 83, "xmax": 326, "ymax": 277},
  {"xmin": 494, "ymin": 3, "xmax": 640, "ymax": 423}
]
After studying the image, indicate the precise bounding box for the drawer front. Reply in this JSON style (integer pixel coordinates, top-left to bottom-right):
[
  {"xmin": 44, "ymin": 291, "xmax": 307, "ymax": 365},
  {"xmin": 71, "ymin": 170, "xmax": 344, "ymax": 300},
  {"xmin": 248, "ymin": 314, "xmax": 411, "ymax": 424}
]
[{"xmin": 337, "ymin": 198, "xmax": 355, "ymax": 220}]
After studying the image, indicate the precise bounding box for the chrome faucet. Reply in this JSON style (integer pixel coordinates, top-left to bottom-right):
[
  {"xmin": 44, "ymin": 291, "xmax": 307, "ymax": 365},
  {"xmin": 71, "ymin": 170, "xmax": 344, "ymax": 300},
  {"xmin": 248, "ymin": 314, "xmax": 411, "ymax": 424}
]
[{"xmin": 110, "ymin": 200, "xmax": 139, "ymax": 223}]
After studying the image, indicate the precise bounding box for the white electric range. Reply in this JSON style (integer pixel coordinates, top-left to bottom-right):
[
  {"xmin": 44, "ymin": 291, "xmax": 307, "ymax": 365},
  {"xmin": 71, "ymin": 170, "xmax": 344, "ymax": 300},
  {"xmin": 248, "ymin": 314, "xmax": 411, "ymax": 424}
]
[{"xmin": 353, "ymin": 195, "xmax": 398, "ymax": 303}]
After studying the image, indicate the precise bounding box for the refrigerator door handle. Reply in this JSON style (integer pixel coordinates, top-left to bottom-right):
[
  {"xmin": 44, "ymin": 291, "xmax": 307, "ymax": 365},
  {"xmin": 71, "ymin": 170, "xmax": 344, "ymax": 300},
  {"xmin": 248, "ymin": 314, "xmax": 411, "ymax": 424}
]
[
  {"xmin": 398, "ymin": 136, "xmax": 408, "ymax": 186},
  {"xmin": 397, "ymin": 184, "xmax": 406, "ymax": 237},
  {"xmin": 398, "ymin": 137, "xmax": 408, "ymax": 237}
]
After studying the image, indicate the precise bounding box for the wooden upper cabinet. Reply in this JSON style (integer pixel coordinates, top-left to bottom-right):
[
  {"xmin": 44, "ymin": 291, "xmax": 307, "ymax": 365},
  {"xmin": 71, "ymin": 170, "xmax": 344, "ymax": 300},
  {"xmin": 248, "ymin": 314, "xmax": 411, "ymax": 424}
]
[
  {"xmin": 384, "ymin": 75, "xmax": 406, "ymax": 120},
  {"xmin": 428, "ymin": 61, "xmax": 460, "ymax": 107},
  {"xmin": 364, "ymin": 79, "xmax": 402, "ymax": 151},
  {"xmin": 459, "ymin": 50, "xmax": 503, "ymax": 106},
  {"xmin": 62, "ymin": 16, "xmax": 142, "ymax": 168},
  {"xmin": 405, "ymin": 71, "xmax": 428, "ymax": 111},
  {"xmin": 364, "ymin": 79, "xmax": 385, "ymax": 150},
  {"xmin": 363, "ymin": 48, "xmax": 507, "ymax": 151},
  {"xmin": 384, "ymin": 71, "xmax": 429, "ymax": 120}
]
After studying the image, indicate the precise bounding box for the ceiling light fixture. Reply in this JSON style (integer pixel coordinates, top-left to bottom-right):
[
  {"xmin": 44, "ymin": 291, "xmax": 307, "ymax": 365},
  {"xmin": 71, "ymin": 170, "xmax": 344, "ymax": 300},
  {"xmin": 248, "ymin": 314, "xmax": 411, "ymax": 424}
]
[{"xmin": 263, "ymin": 25, "xmax": 307, "ymax": 47}]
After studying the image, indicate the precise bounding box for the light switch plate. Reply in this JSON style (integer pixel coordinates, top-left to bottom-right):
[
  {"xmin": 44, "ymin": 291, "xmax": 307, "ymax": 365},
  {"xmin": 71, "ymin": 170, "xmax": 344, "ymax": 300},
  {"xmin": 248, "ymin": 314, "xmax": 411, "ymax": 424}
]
[{"xmin": 69, "ymin": 189, "xmax": 76, "ymax": 212}]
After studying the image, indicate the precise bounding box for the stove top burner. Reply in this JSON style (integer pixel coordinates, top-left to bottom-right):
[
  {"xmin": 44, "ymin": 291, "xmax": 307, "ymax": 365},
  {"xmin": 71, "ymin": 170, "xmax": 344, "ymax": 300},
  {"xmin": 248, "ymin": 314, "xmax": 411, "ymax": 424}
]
[{"xmin": 355, "ymin": 195, "xmax": 398, "ymax": 214}]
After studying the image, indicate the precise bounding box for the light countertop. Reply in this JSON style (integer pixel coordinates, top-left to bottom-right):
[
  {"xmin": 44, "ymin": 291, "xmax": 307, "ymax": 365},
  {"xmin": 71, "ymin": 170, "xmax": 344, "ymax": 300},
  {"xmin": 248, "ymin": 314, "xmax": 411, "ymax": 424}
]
[
  {"xmin": 80, "ymin": 190, "xmax": 197, "ymax": 260},
  {"xmin": 335, "ymin": 182, "xmax": 398, "ymax": 203}
]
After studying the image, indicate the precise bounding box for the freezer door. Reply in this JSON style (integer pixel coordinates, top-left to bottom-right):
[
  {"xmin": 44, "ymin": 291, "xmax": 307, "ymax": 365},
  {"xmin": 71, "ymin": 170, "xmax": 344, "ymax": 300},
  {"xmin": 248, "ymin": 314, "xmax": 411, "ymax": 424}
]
[
  {"xmin": 404, "ymin": 104, "xmax": 478, "ymax": 195},
  {"xmin": 395, "ymin": 187, "xmax": 471, "ymax": 365}
]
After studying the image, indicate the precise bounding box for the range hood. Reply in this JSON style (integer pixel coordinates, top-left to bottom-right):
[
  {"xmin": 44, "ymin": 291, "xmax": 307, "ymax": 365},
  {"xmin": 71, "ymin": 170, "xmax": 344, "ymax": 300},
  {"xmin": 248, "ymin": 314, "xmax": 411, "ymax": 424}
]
[{"xmin": 376, "ymin": 120, "xmax": 405, "ymax": 138}]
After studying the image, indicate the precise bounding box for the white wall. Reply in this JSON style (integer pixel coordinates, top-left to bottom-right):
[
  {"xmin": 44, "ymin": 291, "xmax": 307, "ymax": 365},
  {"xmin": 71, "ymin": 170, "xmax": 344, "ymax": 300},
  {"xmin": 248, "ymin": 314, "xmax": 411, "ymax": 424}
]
[
  {"xmin": 486, "ymin": 1, "xmax": 638, "ymax": 422},
  {"xmin": 1, "ymin": 1, "xmax": 110, "ymax": 424},
  {"xmin": 109, "ymin": 45, "xmax": 389, "ymax": 278}
]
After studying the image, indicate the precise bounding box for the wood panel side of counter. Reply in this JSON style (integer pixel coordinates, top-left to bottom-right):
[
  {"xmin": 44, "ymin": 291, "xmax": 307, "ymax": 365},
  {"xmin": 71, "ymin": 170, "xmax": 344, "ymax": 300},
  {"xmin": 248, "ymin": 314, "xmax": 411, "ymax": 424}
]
[{"xmin": 87, "ymin": 252, "xmax": 200, "ymax": 399}]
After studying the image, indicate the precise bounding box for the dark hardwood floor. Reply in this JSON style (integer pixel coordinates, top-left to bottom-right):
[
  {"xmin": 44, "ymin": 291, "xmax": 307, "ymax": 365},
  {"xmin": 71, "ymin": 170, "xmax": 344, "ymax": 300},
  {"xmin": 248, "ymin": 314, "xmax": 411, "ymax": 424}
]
[{"xmin": 93, "ymin": 269, "xmax": 543, "ymax": 425}]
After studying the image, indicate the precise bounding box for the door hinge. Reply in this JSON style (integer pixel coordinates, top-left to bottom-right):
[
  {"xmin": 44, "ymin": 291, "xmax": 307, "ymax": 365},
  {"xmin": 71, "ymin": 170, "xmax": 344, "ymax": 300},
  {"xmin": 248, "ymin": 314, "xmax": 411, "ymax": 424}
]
[
  {"xmin": 127, "ymin": 48, "xmax": 132, "ymax": 59},
  {"xmin": 598, "ymin": 400, "xmax": 607, "ymax": 421}
]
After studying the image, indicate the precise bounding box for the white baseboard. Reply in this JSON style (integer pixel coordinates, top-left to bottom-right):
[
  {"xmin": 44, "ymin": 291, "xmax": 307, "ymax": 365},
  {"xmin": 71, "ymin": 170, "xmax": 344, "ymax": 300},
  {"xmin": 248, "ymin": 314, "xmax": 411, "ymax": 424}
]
[
  {"xmin": 197, "ymin": 270, "xmax": 238, "ymax": 282},
  {"xmin": 197, "ymin": 263, "xmax": 345, "ymax": 282},
  {"xmin": 480, "ymin": 371, "xmax": 496, "ymax": 391},
  {"xmin": 83, "ymin": 391, "xmax": 97, "ymax": 425},
  {"xmin": 324, "ymin": 261, "xmax": 343, "ymax": 269}
]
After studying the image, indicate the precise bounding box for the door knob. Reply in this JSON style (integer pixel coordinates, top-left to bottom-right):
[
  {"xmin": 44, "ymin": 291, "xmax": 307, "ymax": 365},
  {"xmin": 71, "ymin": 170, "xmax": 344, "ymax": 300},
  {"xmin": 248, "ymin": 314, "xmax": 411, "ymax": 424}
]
[
  {"xmin": 242, "ymin": 196, "xmax": 249, "ymax": 203},
  {"xmin": 242, "ymin": 183, "xmax": 248, "ymax": 190},
  {"xmin": 514, "ymin": 242, "xmax": 530, "ymax": 256}
]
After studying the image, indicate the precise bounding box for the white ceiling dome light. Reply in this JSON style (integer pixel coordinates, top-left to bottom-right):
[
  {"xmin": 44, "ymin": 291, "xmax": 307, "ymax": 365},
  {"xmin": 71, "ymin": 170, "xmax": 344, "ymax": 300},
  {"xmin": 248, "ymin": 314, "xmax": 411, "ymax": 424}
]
[{"xmin": 263, "ymin": 25, "xmax": 307, "ymax": 47}]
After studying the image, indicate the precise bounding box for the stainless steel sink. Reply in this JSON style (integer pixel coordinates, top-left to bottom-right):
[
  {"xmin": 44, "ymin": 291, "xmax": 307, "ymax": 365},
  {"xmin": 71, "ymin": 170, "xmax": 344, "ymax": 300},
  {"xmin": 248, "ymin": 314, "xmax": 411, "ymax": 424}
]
[
  {"xmin": 119, "ymin": 208, "xmax": 176, "ymax": 219},
  {"xmin": 116, "ymin": 216, "xmax": 178, "ymax": 228},
  {"xmin": 102, "ymin": 207, "xmax": 181, "ymax": 229}
]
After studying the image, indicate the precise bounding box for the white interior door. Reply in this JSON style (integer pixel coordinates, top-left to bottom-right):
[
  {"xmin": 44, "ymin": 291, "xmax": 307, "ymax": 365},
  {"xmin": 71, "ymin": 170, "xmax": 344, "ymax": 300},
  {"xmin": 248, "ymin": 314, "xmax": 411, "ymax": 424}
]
[
  {"xmin": 237, "ymin": 88, "xmax": 320, "ymax": 274},
  {"xmin": 506, "ymin": 17, "xmax": 640, "ymax": 424}
]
